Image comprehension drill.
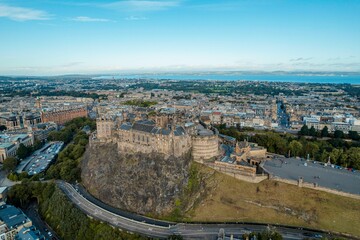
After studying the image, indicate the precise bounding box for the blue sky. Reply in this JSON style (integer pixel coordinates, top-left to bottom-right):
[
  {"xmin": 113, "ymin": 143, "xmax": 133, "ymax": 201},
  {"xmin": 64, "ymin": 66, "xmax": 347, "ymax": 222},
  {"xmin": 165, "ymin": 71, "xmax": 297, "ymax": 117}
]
[{"xmin": 0, "ymin": 0, "xmax": 359, "ymax": 75}]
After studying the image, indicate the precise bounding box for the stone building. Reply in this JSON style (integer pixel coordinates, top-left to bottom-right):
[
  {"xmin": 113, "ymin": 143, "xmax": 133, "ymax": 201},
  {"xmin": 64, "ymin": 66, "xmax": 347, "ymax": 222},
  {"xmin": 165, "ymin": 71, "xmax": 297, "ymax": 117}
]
[
  {"xmin": 117, "ymin": 120, "xmax": 191, "ymax": 158},
  {"xmin": 232, "ymin": 140, "xmax": 266, "ymax": 162},
  {"xmin": 0, "ymin": 133, "xmax": 34, "ymax": 162},
  {"xmin": 41, "ymin": 107, "xmax": 88, "ymax": 125},
  {"xmin": 191, "ymin": 125, "xmax": 218, "ymax": 163},
  {"xmin": 95, "ymin": 114, "xmax": 219, "ymax": 161}
]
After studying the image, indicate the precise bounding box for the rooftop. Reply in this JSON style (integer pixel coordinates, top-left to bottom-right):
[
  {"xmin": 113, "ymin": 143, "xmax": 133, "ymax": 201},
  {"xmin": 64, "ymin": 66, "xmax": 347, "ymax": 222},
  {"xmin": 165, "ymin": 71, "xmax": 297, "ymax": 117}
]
[
  {"xmin": 0, "ymin": 205, "xmax": 30, "ymax": 229},
  {"xmin": 15, "ymin": 226, "xmax": 44, "ymax": 240}
]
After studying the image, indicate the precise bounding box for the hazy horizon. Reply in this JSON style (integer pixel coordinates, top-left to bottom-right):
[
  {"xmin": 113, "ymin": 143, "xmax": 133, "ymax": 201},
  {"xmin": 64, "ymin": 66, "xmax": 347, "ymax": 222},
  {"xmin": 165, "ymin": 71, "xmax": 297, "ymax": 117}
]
[{"xmin": 1, "ymin": 0, "xmax": 360, "ymax": 75}]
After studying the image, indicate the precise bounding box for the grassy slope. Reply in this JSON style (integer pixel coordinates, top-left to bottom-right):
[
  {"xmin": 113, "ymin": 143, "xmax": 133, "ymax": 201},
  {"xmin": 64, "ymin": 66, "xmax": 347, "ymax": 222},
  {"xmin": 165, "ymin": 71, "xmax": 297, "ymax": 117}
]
[{"xmin": 188, "ymin": 165, "xmax": 360, "ymax": 237}]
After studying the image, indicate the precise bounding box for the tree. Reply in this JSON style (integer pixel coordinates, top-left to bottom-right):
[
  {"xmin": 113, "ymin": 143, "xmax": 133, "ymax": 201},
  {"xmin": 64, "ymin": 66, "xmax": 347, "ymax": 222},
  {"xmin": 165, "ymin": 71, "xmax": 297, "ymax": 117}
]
[
  {"xmin": 168, "ymin": 235, "xmax": 184, "ymax": 240},
  {"xmin": 2, "ymin": 157, "xmax": 18, "ymax": 172},
  {"xmin": 0, "ymin": 125, "xmax": 6, "ymax": 131},
  {"xmin": 309, "ymin": 126, "xmax": 317, "ymax": 137},
  {"xmin": 329, "ymin": 148, "xmax": 343, "ymax": 165},
  {"xmin": 258, "ymin": 229, "xmax": 283, "ymax": 240},
  {"xmin": 348, "ymin": 131, "xmax": 360, "ymax": 141},
  {"xmin": 16, "ymin": 143, "xmax": 30, "ymax": 159},
  {"xmin": 304, "ymin": 142, "xmax": 319, "ymax": 159},
  {"xmin": 321, "ymin": 126, "xmax": 329, "ymax": 138},
  {"xmin": 32, "ymin": 140, "xmax": 44, "ymax": 151},
  {"xmin": 289, "ymin": 140, "xmax": 303, "ymax": 157},
  {"xmin": 334, "ymin": 130, "xmax": 345, "ymax": 139},
  {"xmin": 347, "ymin": 147, "xmax": 360, "ymax": 169},
  {"xmin": 299, "ymin": 124, "xmax": 309, "ymax": 136}
]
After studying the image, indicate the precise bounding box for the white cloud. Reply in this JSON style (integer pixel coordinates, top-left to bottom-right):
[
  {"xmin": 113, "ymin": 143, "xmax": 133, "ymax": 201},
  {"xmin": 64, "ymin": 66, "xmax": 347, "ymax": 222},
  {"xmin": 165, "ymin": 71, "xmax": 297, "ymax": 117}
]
[
  {"xmin": 71, "ymin": 16, "xmax": 110, "ymax": 22},
  {"xmin": 103, "ymin": 0, "xmax": 181, "ymax": 12},
  {"xmin": 0, "ymin": 4, "xmax": 50, "ymax": 21},
  {"xmin": 125, "ymin": 16, "xmax": 147, "ymax": 20}
]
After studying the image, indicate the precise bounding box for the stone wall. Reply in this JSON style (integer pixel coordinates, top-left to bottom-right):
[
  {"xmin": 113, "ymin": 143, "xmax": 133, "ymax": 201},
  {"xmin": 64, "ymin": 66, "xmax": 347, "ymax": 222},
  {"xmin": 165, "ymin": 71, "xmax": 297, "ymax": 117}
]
[
  {"xmin": 271, "ymin": 176, "xmax": 360, "ymax": 200},
  {"xmin": 96, "ymin": 119, "xmax": 114, "ymax": 139},
  {"xmin": 206, "ymin": 162, "xmax": 267, "ymax": 183},
  {"xmin": 117, "ymin": 128, "xmax": 191, "ymax": 158},
  {"xmin": 192, "ymin": 134, "xmax": 218, "ymax": 162},
  {"xmin": 249, "ymin": 148, "xmax": 267, "ymax": 158},
  {"xmin": 213, "ymin": 161, "xmax": 257, "ymax": 176}
]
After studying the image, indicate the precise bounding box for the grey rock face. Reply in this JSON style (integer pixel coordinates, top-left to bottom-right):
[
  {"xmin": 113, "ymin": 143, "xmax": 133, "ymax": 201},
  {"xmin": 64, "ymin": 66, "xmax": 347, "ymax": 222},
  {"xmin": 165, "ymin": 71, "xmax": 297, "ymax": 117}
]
[{"xmin": 81, "ymin": 143, "xmax": 191, "ymax": 215}]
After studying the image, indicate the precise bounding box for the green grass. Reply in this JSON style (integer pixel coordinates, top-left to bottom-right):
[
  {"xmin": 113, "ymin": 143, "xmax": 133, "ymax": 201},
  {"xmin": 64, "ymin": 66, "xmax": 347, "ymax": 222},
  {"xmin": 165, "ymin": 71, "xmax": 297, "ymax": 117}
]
[{"xmin": 188, "ymin": 165, "xmax": 360, "ymax": 237}]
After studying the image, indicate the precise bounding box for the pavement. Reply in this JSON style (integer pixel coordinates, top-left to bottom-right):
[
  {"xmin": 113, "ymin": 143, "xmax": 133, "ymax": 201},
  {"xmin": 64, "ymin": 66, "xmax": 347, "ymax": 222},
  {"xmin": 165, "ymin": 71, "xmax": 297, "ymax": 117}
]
[
  {"xmin": 263, "ymin": 157, "xmax": 360, "ymax": 195},
  {"xmin": 0, "ymin": 169, "xmax": 17, "ymax": 187},
  {"xmin": 57, "ymin": 181, "xmax": 340, "ymax": 240}
]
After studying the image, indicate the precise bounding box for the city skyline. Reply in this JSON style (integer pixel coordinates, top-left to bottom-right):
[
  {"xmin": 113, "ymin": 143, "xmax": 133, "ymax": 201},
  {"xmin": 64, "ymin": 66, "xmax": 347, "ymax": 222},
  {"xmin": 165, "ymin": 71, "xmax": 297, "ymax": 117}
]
[{"xmin": 1, "ymin": 0, "xmax": 360, "ymax": 75}]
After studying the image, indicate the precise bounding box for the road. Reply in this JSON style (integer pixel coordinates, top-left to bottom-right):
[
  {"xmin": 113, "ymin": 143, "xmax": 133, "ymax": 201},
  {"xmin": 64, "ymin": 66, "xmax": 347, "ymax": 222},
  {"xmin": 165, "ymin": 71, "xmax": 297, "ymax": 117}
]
[
  {"xmin": 277, "ymin": 101, "xmax": 289, "ymax": 128},
  {"xmin": 57, "ymin": 181, "xmax": 340, "ymax": 240},
  {"xmin": 24, "ymin": 201, "xmax": 60, "ymax": 240}
]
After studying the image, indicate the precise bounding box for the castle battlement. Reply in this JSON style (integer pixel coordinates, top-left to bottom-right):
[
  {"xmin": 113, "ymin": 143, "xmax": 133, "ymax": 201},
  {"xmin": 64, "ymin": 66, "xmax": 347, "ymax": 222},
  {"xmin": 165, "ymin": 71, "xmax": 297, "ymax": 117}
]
[{"xmin": 95, "ymin": 114, "xmax": 219, "ymax": 161}]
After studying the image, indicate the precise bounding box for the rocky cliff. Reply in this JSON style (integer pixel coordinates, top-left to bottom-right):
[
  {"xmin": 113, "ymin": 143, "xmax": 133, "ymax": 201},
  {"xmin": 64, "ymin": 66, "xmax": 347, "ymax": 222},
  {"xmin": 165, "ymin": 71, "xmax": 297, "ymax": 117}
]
[{"xmin": 81, "ymin": 142, "xmax": 193, "ymax": 215}]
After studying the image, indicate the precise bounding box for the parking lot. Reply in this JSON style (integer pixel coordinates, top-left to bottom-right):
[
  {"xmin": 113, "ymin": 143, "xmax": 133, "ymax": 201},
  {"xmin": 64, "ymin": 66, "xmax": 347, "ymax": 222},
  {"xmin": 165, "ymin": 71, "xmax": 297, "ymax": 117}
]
[
  {"xmin": 22, "ymin": 142, "xmax": 64, "ymax": 176},
  {"xmin": 263, "ymin": 157, "xmax": 360, "ymax": 195}
]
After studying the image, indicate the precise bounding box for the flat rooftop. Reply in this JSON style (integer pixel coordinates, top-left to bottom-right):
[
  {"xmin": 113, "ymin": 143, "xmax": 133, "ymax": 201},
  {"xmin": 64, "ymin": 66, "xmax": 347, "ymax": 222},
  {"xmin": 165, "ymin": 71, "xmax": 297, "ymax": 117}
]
[
  {"xmin": 263, "ymin": 157, "xmax": 360, "ymax": 195},
  {"xmin": 0, "ymin": 205, "xmax": 31, "ymax": 229}
]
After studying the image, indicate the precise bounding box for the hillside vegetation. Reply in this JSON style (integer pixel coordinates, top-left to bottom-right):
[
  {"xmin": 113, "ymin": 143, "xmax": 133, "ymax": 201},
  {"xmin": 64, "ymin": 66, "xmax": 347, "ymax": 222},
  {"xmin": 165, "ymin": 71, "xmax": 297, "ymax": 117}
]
[
  {"xmin": 188, "ymin": 165, "xmax": 360, "ymax": 237},
  {"xmin": 7, "ymin": 181, "xmax": 145, "ymax": 240}
]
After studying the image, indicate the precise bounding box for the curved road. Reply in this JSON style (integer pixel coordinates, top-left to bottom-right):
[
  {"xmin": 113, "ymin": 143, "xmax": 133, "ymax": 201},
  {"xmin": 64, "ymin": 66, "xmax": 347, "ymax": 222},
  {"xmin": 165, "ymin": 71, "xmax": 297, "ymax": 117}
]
[{"xmin": 57, "ymin": 181, "xmax": 344, "ymax": 240}]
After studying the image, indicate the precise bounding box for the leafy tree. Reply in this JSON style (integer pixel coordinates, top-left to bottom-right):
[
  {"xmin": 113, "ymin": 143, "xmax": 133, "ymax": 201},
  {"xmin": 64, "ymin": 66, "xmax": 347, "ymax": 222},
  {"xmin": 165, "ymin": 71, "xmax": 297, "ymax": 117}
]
[
  {"xmin": 168, "ymin": 235, "xmax": 184, "ymax": 240},
  {"xmin": 32, "ymin": 140, "xmax": 44, "ymax": 151},
  {"xmin": 16, "ymin": 143, "xmax": 31, "ymax": 159},
  {"xmin": 304, "ymin": 142, "xmax": 319, "ymax": 159},
  {"xmin": 321, "ymin": 126, "xmax": 329, "ymax": 138},
  {"xmin": 258, "ymin": 229, "xmax": 283, "ymax": 240},
  {"xmin": 334, "ymin": 130, "xmax": 345, "ymax": 139},
  {"xmin": 8, "ymin": 182, "xmax": 145, "ymax": 240},
  {"xmin": 348, "ymin": 131, "xmax": 360, "ymax": 141},
  {"xmin": 309, "ymin": 126, "xmax": 317, "ymax": 137},
  {"xmin": 299, "ymin": 124, "xmax": 309, "ymax": 136},
  {"xmin": 289, "ymin": 140, "xmax": 303, "ymax": 157},
  {"xmin": 329, "ymin": 148, "xmax": 343, "ymax": 165},
  {"xmin": 347, "ymin": 147, "xmax": 360, "ymax": 169},
  {"xmin": 2, "ymin": 157, "xmax": 18, "ymax": 172}
]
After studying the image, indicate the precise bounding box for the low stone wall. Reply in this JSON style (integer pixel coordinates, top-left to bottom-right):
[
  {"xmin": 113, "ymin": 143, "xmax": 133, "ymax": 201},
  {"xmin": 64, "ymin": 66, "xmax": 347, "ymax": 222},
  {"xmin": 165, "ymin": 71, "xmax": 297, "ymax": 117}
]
[
  {"xmin": 205, "ymin": 163, "xmax": 268, "ymax": 183},
  {"xmin": 271, "ymin": 176, "xmax": 360, "ymax": 200}
]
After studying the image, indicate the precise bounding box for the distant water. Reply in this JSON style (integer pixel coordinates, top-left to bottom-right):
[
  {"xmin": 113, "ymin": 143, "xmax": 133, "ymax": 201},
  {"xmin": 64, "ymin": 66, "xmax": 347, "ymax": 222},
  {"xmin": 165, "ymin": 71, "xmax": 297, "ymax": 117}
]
[{"xmin": 95, "ymin": 74, "xmax": 360, "ymax": 84}]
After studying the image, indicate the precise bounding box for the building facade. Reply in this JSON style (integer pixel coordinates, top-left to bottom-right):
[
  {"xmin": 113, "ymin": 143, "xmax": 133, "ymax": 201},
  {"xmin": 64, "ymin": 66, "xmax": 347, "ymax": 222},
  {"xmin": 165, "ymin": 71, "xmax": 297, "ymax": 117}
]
[{"xmin": 41, "ymin": 107, "xmax": 88, "ymax": 125}]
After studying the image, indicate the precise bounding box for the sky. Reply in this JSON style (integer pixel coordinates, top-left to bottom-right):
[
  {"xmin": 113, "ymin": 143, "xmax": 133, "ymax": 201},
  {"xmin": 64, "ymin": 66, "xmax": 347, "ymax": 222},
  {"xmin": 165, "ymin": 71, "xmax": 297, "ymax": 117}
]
[{"xmin": 0, "ymin": 0, "xmax": 360, "ymax": 75}]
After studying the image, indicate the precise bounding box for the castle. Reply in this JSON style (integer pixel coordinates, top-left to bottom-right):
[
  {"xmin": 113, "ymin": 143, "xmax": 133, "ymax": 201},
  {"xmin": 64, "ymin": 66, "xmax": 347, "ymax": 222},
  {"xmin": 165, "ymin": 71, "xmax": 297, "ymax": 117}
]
[{"xmin": 95, "ymin": 113, "xmax": 219, "ymax": 161}]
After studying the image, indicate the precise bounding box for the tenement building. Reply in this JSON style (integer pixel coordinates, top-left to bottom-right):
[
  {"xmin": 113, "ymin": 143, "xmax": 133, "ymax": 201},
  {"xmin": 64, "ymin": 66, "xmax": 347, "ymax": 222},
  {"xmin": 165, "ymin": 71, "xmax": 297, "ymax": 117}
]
[{"xmin": 41, "ymin": 107, "xmax": 88, "ymax": 125}]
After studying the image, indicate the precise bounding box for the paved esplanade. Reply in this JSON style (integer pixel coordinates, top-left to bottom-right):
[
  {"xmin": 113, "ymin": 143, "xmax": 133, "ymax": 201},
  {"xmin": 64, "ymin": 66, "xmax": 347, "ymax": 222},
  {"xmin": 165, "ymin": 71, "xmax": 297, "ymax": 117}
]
[
  {"xmin": 57, "ymin": 181, "xmax": 332, "ymax": 240},
  {"xmin": 263, "ymin": 157, "xmax": 360, "ymax": 195}
]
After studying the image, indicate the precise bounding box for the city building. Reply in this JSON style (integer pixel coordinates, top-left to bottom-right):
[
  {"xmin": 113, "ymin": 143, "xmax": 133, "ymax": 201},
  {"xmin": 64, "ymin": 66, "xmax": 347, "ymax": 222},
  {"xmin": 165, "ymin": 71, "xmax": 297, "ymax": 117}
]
[
  {"xmin": 41, "ymin": 107, "xmax": 88, "ymax": 125},
  {"xmin": 0, "ymin": 134, "xmax": 34, "ymax": 162},
  {"xmin": 0, "ymin": 204, "xmax": 32, "ymax": 240}
]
